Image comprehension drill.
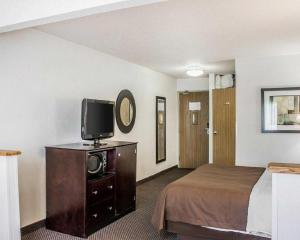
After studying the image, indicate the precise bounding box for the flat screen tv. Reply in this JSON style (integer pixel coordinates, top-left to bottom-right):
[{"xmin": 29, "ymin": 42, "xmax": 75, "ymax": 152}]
[{"xmin": 81, "ymin": 99, "xmax": 115, "ymax": 142}]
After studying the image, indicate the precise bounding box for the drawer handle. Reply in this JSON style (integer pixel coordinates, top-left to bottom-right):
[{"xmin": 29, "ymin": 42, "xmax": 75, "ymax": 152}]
[
  {"xmin": 93, "ymin": 213, "xmax": 98, "ymax": 218},
  {"xmin": 108, "ymin": 206, "xmax": 113, "ymax": 211},
  {"xmin": 107, "ymin": 185, "xmax": 113, "ymax": 190},
  {"xmin": 92, "ymin": 190, "xmax": 98, "ymax": 195}
]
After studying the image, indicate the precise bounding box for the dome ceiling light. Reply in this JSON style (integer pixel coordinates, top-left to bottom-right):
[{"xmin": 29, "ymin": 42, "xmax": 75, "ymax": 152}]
[{"xmin": 186, "ymin": 65, "xmax": 204, "ymax": 77}]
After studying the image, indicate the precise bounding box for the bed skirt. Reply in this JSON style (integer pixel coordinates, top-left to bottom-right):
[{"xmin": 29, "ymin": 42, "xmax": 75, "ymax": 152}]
[{"xmin": 166, "ymin": 221, "xmax": 270, "ymax": 240}]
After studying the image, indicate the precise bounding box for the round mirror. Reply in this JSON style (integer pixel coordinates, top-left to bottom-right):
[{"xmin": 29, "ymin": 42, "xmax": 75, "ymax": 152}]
[
  {"xmin": 116, "ymin": 90, "xmax": 136, "ymax": 133},
  {"xmin": 120, "ymin": 97, "xmax": 133, "ymax": 126}
]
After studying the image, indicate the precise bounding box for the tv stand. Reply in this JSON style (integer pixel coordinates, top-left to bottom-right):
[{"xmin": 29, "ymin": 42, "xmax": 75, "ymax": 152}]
[{"xmin": 45, "ymin": 141, "xmax": 137, "ymax": 238}]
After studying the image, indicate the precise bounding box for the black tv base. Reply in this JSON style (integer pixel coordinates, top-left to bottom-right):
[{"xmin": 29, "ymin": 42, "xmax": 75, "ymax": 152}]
[{"xmin": 83, "ymin": 138, "xmax": 108, "ymax": 147}]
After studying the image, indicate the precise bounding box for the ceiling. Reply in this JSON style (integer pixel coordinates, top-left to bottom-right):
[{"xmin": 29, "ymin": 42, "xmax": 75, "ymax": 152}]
[
  {"xmin": 37, "ymin": 0, "xmax": 300, "ymax": 78},
  {"xmin": 0, "ymin": 0, "xmax": 164, "ymax": 33}
]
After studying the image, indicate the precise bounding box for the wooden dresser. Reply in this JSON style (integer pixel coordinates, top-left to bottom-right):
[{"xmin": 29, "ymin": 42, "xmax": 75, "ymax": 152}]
[{"xmin": 45, "ymin": 141, "xmax": 137, "ymax": 238}]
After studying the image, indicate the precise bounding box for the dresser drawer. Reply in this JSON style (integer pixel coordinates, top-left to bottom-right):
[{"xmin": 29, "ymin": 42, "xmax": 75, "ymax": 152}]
[
  {"xmin": 87, "ymin": 198, "xmax": 115, "ymax": 227},
  {"xmin": 87, "ymin": 174, "xmax": 115, "ymax": 205}
]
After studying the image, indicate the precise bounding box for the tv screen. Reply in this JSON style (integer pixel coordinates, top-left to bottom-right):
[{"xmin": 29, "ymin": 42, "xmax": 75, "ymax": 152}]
[{"xmin": 81, "ymin": 99, "xmax": 114, "ymax": 140}]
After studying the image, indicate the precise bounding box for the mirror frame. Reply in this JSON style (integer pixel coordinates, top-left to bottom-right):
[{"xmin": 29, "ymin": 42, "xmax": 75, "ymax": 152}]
[
  {"xmin": 156, "ymin": 96, "xmax": 166, "ymax": 164},
  {"xmin": 116, "ymin": 89, "xmax": 136, "ymax": 133}
]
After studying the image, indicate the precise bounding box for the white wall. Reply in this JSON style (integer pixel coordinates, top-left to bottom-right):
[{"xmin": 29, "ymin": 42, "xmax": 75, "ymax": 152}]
[
  {"xmin": 0, "ymin": 29, "xmax": 178, "ymax": 227},
  {"xmin": 236, "ymin": 54, "xmax": 300, "ymax": 167},
  {"xmin": 177, "ymin": 77, "xmax": 209, "ymax": 92}
]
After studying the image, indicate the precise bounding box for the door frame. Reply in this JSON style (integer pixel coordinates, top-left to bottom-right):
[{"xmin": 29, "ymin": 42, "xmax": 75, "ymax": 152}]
[{"xmin": 178, "ymin": 91, "xmax": 210, "ymax": 168}]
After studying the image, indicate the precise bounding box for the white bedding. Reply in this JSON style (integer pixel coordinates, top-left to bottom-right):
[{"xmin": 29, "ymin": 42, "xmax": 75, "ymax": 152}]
[
  {"xmin": 246, "ymin": 169, "xmax": 272, "ymax": 237},
  {"xmin": 204, "ymin": 169, "xmax": 272, "ymax": 238}
]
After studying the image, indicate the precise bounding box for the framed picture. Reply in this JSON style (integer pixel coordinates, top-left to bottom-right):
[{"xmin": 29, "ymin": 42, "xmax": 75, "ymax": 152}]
[{"xmin": 261, "ymin": 87, "xmax": 300, "ymax": 133}]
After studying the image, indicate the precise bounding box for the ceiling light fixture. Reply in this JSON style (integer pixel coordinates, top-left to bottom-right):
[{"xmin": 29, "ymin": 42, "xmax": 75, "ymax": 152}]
[{"xmin": 186, "ymin": 65, "xmax": 204, "ymax": 77}]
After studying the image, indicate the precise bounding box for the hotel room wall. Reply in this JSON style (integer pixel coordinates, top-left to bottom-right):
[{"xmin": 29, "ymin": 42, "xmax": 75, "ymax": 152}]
[
  {"xmin": 176, "ymin": 77, "xmax": 209, "ymax": 92},
  {"xmin": 0, "ymin": 29, "xmax": 178, "ymax": 227},
  {"xmin": 236, "ymin": 54, "xmax": 300, "ymax": 167}
]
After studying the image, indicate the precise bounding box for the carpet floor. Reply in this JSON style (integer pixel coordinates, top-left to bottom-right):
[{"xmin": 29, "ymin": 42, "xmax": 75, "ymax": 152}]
[{"xmin": 22, "ymin": 168, "xmax": 191, "ymax": 240}]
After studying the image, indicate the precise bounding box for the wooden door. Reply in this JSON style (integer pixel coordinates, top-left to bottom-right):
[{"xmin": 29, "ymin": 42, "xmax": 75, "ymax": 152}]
[
  {"xmin": 213, "ymin": 88, "xmax": 236, "ymax": 166},
  {"xmin": 179, "ymin": 92, "xmax": 209, "ymax": 168},
  {"xmin": 115, "ymin": 144, "xmax": 137, "ymax": 215}
]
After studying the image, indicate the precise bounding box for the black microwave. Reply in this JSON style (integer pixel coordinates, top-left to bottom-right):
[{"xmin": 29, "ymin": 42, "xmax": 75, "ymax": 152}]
[{"xmin": 87, "ymin": 151, "xmax": 107, "ymax": 178}]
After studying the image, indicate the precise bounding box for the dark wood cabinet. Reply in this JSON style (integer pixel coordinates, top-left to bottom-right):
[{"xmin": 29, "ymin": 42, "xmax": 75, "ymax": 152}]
[
  {"xmin": 45, "ymin": 141, "xmax": 137, "ymax": 238},
  {"xmin": 115, "ymin": 145, "xmax": 137, "ymax": 215}
]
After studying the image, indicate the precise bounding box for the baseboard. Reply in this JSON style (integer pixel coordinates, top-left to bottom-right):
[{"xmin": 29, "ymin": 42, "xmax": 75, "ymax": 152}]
[
  {"xmin": 21, "ymin": 165, "xmax": 178, "ymax": 236},
  {"xmin": 21, "ymin": 219, "xmax": 45, "ymax": 236},
  {"xmin": 136, "ymin": 165, "xmax": 178, "ymax": 186}
]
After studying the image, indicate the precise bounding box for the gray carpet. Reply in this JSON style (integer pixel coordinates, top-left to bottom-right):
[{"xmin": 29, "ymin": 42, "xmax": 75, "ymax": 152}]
[{"xmin": 23, "ymin": 168, "xmax": 191, "ymax": 240}]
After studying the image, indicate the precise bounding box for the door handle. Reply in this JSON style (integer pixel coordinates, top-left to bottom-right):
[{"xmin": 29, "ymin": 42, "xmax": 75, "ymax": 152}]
[{"xmin": 213, "ymin": 131, "xmax": 218, "ymax": 135}]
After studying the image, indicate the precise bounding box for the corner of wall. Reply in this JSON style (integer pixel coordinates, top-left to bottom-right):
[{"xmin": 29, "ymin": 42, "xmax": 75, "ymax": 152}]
[{"xmin": 208, "ymin": 73, "xmax": 215, "ymax": 164}]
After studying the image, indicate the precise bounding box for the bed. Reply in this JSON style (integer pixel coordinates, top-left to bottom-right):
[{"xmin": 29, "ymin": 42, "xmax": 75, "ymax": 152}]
[{"xmin": 152, "ymin": 164, "xmax": 272, "ymax": 240}]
